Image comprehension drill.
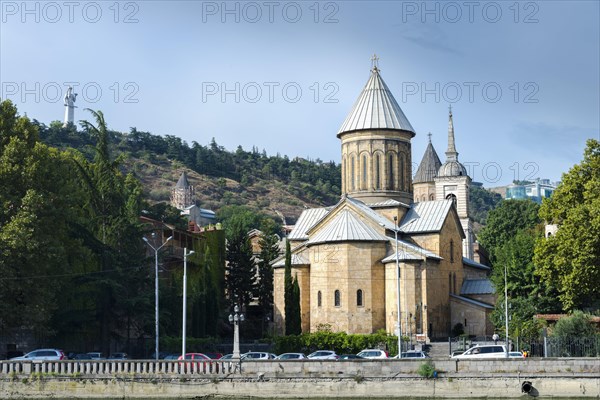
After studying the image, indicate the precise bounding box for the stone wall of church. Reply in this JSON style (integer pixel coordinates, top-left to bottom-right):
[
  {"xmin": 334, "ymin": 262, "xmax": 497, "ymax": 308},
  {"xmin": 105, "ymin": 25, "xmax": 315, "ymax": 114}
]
[
  {"xmin": 309, "ymin": 241, "xmax": 387, "ymax": 333},
  {"xmin": 384, "ymin": 260, "xmax": 426, "ymax": 338},
  {"xmin": 413, "ymin": 182, "xmax": 437, "ymax": 203},
  {"xmin": 408, "ymin": 212, "xmax": 465, "ymax": 339},
  {"xmin": 272, "ymin": 264, "xmax": 310, "ymax": 335},
  {"xmin": 434, "ymin": 176, "xmax": 470, "ymax": 219},
  {"xmin": 450, "ymin": 298, "xmax": 494, "ymax": 337},
  {"xmin": 340, "ymin": 130, "xmax": 413, "ymax": 204},
  {"xmin": 372, "ymin": 207, "xmax": 408, "ymax": 226}
]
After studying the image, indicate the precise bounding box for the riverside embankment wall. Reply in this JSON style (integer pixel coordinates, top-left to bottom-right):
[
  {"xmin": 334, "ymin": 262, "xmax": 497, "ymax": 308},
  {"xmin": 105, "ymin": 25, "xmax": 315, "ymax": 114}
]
[{"xmin": 1, "ymin": 358, "xmax": 598, "ymax": 398}]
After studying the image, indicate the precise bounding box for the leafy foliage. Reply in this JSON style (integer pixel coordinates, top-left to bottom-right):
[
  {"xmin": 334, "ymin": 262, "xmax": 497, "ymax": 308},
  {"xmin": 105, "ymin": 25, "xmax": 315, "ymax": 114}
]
[
  {"xmin": 468, "ymin": 185, "xmax": 502, "ymax": 227},
  {"xmin": 550, "ymin": 311, "xmax": 597, "ymax": 338},
  {"xmin": 284, "ymin": 239, "xmax": 302, "ymax": 335},
  {"xmin": 478, "ymin": 199, "xmax": 541, "ymax": 264},
  {"xmin": 534, "ymin": 139, "xmax": 600, "ymax": 311},
  {"xmin": 225, "ymin": 220, "xmax": 255, "ymax": 308},
  {"xmin": 417, "ymin": 361, "xmax": 436, "ymax": 379},
  {"xmin": 273, "ymin": 330, "xmax": 398, "ymax": 355},
  {"xmin": 256, "ymin": 219, "xmax": 280, "ymax": 323}
]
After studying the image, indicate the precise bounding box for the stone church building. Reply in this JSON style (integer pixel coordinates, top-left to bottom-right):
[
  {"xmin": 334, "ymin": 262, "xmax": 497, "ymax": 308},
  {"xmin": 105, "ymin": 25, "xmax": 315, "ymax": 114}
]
[{"xmin": 272, "ymin": 61, "xmax": 495, "ymax": 340}]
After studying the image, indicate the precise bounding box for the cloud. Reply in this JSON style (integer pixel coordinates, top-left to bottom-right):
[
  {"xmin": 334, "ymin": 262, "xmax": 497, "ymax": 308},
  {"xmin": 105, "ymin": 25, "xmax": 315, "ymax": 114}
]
[{"xmin": 394, "ymin": 24, "xmax": 463, "ymax": 56}]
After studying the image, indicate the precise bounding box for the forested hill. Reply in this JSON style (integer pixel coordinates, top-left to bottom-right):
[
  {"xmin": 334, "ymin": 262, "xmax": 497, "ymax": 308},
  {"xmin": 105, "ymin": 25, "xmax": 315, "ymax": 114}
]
[
  {"xmin": 35, "ymin": 120, "xmax": 502, "ymax": 227},
  {"xmin": 35, "ymin": 121, "xmax": 341, "ymax": 223}
]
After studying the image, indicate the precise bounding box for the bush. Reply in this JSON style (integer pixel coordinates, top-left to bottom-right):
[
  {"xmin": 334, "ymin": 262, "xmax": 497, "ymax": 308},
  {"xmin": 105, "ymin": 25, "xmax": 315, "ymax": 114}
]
[
  {"xmin": 551, "ymin": 311, "xmax": 597, "ymax": 338},
  {"xmin": 273, "ymin": 331, "xmax": 398, "ymax": 356},
  {"xmin": 417, "ymin": 361, "xmax": 436, "ymax": 379}
]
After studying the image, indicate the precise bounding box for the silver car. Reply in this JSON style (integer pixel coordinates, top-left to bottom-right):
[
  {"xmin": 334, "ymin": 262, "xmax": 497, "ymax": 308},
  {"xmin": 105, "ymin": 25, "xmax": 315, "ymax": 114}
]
[
  {"xmin": 276, "ymin": 353, "xmax": 307, "ymax": 360},
  {"xmin": 307, "ymin": 350, "xmax": 338, "ymax": 360},
  {"xmin": 10, "ymin": 349, "xmax": 66, "ymax": 361}
]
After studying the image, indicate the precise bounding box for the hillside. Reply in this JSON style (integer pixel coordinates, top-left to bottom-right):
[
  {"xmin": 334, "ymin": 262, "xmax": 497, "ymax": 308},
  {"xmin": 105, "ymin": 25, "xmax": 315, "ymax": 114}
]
[
  {"xmin": 35, "ymin": 120, "xmax": 503, "ymax": 228},
  {"xmin": 35, "ymin": 121, "xmax": 341, "ymax": 224}
]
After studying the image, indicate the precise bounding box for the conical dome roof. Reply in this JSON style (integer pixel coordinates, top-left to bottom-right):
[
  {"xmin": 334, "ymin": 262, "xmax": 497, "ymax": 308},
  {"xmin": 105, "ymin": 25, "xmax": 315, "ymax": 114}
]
[
  {"xmin": 175, "ymin": 171, "xmax": 191, "ymax": 188},
  {"xmin": 414, "ymin": 135, "xmax": 442, "ymax": 183},
  {"xmin": 337, "ymin": 64, "xmax": 415, "ymax": 137}
]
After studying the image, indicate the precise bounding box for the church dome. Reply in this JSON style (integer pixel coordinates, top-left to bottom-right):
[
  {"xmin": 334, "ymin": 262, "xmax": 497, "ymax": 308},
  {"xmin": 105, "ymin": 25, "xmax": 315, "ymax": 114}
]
[
  {"xmin": 337, "ymin": 58, "xmax": 415, "ymax": 137},
  {"xmin": 438, "ymin": 160, "xmax": 468, "ymax": 177},
  {"xmin": 414, "ymin": 136, "xmax": 442, "ymax": 183}
]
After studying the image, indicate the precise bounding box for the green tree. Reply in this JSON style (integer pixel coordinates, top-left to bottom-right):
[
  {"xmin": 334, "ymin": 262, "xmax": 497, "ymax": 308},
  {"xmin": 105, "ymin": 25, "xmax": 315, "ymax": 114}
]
[
  {"xmin": 0, "ymin": 100, "xmax": 84, "ymax": 335},
  {"xmin": 550, "ymin": 311, "xmax": 597, "ymax": 338},
  {"xmin": 534, "ymin": 139, "xmax": 600, "ymax": 311},
  {"xmin": 284, "ymin": 239, "xmax": 301, "ymax": 335},
  {"xmin": 257, "ymin": 219, "xmax": 280, "ymax": 326},
  {"xmin": 225, "ymin": 220, "xmax": 255, "ymax": 308},
  {"xmin": 478, "ymin": 199, "xmax": 540, "ymax": 263}
]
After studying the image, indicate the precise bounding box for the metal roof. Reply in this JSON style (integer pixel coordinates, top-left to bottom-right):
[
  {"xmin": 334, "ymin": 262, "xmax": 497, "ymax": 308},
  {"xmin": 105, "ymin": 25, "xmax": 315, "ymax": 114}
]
[
  {"xmin": 366, "ymin": 199, "xmax": 411, "ymax": 209},
  {"xmin": 398, "ymin": 200, "xmax": 453, "ymax": 233},
  {"xmin": 175, "ymin": 171, "xmax": 191, "ymax": 188},
  {"xmin": 414, "ymin": 141, "xmax": 442, "ymax": 183},
  {"xmin": 337, "ymin": 66, "xmax": 415, "ymax": 136},
  {"xmin": 462, "ymin": 257, "xmax": 491, "ymax": 271},
  {"xmin": 346, "ymin": 196, "xmax": 398, "ymax": 231},
  {"xmin": 381, "ymin": 238, "xmax": 442, "ymax": 263},
  {"xmin": 288, "ymin": 207, "xmax": 331, "ymax": 241},
  {"xmin": 272, "ymin": 248, "xmax": 310, "ymax": 267},
  {"xmin": 461, "ymin": 279, "xmax": 495, "ymax": 295},
  {"xmin": 450, "ymin": 294, "xmax": 494, "ymax": 310},
  {"xmin": 306, "ymin": 209, "xmax": 389, "ymax": 245}
]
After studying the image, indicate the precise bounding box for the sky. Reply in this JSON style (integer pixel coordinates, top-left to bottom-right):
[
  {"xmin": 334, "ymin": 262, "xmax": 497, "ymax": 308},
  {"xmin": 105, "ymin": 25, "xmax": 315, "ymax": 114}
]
[{"xmin": 1, "ymin": 0, "xmax": 599, "ymax": 187}]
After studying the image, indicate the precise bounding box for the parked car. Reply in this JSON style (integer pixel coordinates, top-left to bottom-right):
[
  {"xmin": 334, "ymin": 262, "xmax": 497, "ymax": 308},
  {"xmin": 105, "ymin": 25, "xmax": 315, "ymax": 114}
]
[
  {"xmin": 452, "ymin": 345, "xmax": 509, "ymax": 359},
  {"xmin": 203, "ymin": 352, "xmax": 223, "ymax": 359},
  {"xmin": 356, "ymin": 349, "xmax": 388, "ymax": 359},
  {"xmin": 164, "ymin": 354, "xmax": 180, "ymax": 360},
  {"xmin": 276, "ymin": 353, "xmax": 307, "ymax": 360},
  {"xmin": 178, "ymin": 353, "xmax": 211, "ymax": 361},
  {"xmin": 10, "ymin": 349, "xmax": 66, "ymax": 361},
  {"xmin": 400, "ymin": 351, "xmax": 429, "ymax": 359},
  {"xmin": 338, "ymin": 354, "xmax": 364, "ymax": 360},
  {"xmin": 220, "ymin": 354, "xmax": 234, "ymax": 360},
  {"xmin": 71, "ymin": 353, "xmax": 94, "ymax": 360},
  {"xmin": 108, "ymin": 352, "xmax": 128, "ymax": 360},
  {"xmin": 241, "ymin": 352, "xmax": 277, "ymax": 360},
  {"xmin": 307, "ymin": 350, "xmax": 338, "ymax": 360},
  {"xmin": 509, "ymin": 351, "xmax": 525, "ymax": 358},
  {"xmin": 87, "ymin": 352, "xmax": 105, "ymax": 360}
]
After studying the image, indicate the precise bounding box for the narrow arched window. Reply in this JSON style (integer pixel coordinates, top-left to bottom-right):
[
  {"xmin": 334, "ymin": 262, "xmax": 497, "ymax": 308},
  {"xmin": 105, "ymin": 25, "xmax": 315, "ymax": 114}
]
[
  {"xmin": 334, "ymin": 290, "xmax": 341, "ymax": 307},
  {"xmin": 362, "ymin": 154, "xmax": 367, "ymax": 189},
  {"xmin": 317, "ymin": 291, "xmax": 322, "ymax": 307},
  {"xmin": 450, "ymin": 239, "xmax": 455, "ymax": 263},
  {"xmin": 449, "ymin": 274, "xmax": 452, "ymax": 294},
  {"xmin": 388, "ymin": 154, "xmax": 394, "ymax": 190},
  {"xmin": 429, "ymin": 194, "xmax": 434, "ymax": 201},
  {"xmin": 375, "ymin": 154, "xmax": 381, "ymax": 189},
  {"xmin": 399, "ymin": 154, "xmax": 404, "ymax": 190},
  {"xmin": 342, "ymin": 158, "xmax": 346, "ymax": 192},
  {"xmin": 357, "ymin": 289, "xmax": 363, "ymax": 307},
  {"xmin": 350, "ymin": 157, "xmax": 355, "ymax": 191}
]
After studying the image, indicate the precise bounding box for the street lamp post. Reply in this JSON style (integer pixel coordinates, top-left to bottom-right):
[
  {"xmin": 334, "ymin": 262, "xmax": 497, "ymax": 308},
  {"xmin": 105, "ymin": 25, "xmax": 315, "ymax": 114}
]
[
  {"xmin": 504, "ymin": 263, "xmax": 510, "ymax": 358},
  {"xmin": 143, "ymin": 233, "xmax": 172, "ymax": 361},
  {"xmin": 182, "ymin": 247, "xmax": 195, "ymax": 359},
  {"xmin": 228, "ymin": 305, "xmax": 245, "ymax": 360},
  {"xmin": 393, "ymin": 216, "xmax": 402, "ymax": 355}
]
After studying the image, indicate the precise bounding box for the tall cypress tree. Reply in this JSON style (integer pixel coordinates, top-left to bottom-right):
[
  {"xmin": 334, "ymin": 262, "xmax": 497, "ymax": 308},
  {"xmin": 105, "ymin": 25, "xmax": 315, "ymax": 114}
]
[
  {"xmin": 257, "ymin": 226, "xmax": 279, "ymax": 322},
  {"xmin": 225, "ymin": 220, "xmax": 255, "ymax": 308},
  {"xmin": 284, "ymin": 239, "xmax": 301, "ymax": 335}
]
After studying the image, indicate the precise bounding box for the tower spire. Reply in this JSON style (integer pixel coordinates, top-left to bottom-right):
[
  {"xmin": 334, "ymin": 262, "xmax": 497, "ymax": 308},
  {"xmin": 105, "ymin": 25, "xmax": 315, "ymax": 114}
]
[
  {"xmin": 446, "ymin": 105, "xmax": 458, "ymax": 161},
  {"xmin": 371, "ymin": 53, "xmax": 379, "ymax": 71}
]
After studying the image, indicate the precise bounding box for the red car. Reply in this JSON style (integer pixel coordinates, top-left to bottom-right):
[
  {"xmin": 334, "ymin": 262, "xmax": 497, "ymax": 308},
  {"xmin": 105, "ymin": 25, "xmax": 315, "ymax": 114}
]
[{"xmin": 177, "ymin": 353, "xmax": 211, "ymax": 361}]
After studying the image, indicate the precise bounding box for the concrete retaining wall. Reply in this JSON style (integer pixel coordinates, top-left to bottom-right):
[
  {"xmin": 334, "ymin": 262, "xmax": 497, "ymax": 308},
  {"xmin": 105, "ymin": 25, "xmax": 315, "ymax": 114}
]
[{"xmin": 1, "ymin": 358, "xmax": 598, "ymax": 398}]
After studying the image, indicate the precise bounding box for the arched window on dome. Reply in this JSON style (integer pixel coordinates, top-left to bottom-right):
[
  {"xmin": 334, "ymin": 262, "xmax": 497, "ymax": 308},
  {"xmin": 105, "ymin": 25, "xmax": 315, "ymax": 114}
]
[
  {"xmin": 362, "ymin": 154, "xmax": 367, "ymax": 189},
  {"xmin": 375, "ymin": 154, "xmax": 381, "ymax": 189},
  {"xmin": 399, "ymin": 154, "xmax": 404, "ymax": 190},
  {"xmin": 350, "ymin": 156, "xmax": 355, "ymax": 191},
  {"xmin": 388, "ymin": 154, "xmax": 395, "ymax": 190},
  {"xmin": 342, "ymin": 157, "xmax": 346, "ymax": 192},
  {"xmin": 429, "ymin": 194, "xmax": 435, "ymax": 201}
]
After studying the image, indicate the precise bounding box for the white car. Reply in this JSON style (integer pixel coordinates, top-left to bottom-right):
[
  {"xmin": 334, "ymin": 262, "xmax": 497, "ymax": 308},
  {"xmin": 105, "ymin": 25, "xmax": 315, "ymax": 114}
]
[
  {"xmin": 400, "ymin": 351, "xmax": 429, "ymax": 359},
  {"xmin": 307, "ymin": 350, "xmax": 338, "ymax": 359},
  {"xmin": 276, "ymin": 353, "xmax": 307, "ymax": 360},
  {"xmin": 452, "ymin": 345, "xmax": 509, "ymax": 359},
  {"xmin": 241, "ymin": 352, "xmax": 277, "ymax": 360},
  {"xmin": 11, "ymin": 349, "xmax": 66, "ymax": 361},
  {"xmin": 357, "ymin": 349, "xmax": 388, "ymax": 359}
]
